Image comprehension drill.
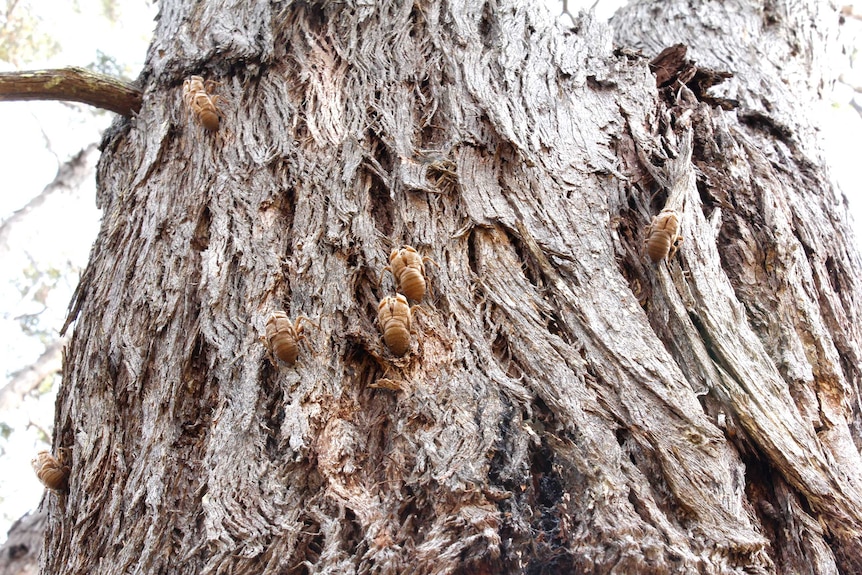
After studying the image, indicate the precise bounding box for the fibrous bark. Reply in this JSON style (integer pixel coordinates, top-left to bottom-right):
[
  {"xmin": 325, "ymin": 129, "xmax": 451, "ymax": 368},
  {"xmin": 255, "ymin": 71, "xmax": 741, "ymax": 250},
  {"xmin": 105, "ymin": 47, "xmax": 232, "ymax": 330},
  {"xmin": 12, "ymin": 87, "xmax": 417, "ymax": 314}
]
[
  {"xmin": 614, "ymin": 1, "xmax": 862, "ymax": 572},
  {"xmin": 41, "ymin": 1, "xmax": 862, "ymax": 574}
]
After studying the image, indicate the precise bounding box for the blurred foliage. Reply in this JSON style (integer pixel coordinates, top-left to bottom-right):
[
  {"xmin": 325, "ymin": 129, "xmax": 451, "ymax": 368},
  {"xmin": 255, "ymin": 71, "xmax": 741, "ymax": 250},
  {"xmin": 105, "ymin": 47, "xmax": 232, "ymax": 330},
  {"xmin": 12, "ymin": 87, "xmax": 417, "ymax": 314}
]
[
  {"xmin": 101, "ymin": 0, "xmax": 120, "ymax": 23},
  {"xmin": 73, "ymin": 0, "xmax": 122, "ymax": 23},
  {"xmin": 36, "ymin": 373, "xmax": 55, "ymax": 395},
  {"xmin": 1, "ymin": 0, "xmax": 125, "ymax": 68},
  {"xmin": 31, "ymin": 423, "xmax": 49, "ymax": 444},
  {"xmin": 88, "ymin": 48, "xmax": 128, "ymax": 79},
  {"xmin": 10, "ymin": 259, "xmax": 75, "ymax": 343},
  {"xmin": 0, "ymin": 0, "xmax": 61, "ymax": 66}
]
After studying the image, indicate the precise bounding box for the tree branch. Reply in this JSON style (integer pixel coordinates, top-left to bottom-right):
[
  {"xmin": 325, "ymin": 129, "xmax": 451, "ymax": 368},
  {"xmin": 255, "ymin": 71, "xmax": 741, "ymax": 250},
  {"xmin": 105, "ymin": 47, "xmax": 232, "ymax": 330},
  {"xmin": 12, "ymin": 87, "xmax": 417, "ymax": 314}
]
[{"xmin": 0, "ymin": 68, "xmax": 142, "ymax": 116}]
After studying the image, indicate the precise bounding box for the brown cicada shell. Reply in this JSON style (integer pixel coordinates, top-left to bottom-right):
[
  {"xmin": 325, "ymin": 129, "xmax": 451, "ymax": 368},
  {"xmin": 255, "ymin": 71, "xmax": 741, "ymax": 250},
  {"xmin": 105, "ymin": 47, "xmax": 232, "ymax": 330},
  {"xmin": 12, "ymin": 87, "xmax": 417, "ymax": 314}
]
[
  {"xmin": 377, "ymin": 294, "xmax": 413, "ymax": 356},
  {"xmin": 183, "ymin": 75, "xmax": 223, "ymax": 131},
  {"xmin": 644, "ymin": 208, "xmax": 684, "ymax": 263},
  {"xmin": 32, "ymin": 451, "xmax": 69, "ymax": 493},
  {"xmin": 383, "ymin": 245, "xmax": 437, "ymax": 302},
  {"xmin": 263, "ymin": 312, "xmax": 316, "ymax": 366}
]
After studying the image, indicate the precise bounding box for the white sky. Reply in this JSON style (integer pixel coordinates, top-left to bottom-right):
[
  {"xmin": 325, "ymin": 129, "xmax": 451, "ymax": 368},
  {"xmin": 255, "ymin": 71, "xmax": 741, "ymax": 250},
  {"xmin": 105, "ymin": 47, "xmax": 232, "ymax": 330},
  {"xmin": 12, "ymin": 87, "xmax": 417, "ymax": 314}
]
[{"xmin": 0, "ymin": 0, "xmax": 861, "ymax": 543}]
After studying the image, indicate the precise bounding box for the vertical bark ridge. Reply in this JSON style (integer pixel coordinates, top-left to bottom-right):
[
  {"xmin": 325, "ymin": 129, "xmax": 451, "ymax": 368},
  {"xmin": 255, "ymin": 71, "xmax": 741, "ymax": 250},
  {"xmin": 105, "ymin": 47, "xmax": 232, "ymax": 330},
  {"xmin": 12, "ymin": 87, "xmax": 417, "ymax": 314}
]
[{"xmin": 615, "ymin": 1, "xmax": 862, "ymax": 572}]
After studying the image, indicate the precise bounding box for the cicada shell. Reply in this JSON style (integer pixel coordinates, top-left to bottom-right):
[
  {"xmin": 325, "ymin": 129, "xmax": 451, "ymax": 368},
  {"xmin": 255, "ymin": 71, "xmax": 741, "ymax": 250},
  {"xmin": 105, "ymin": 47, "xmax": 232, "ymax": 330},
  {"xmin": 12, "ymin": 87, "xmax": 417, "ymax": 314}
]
[
  {"xmin": 183, "ymin": 75, "xmax": 223, "ymax": 131},
  {"xmin": 32, "ymin": 451, "xmax": 69, "ymax": 493},
  {"xmin": 384, "ymin": 245, "xmax": 436, "ymax": 302},
  {"xmin": 264, "ymin": 312, "xmax": 315, "ymax": 366},
  {"xmin": 644, "ymin": 208, "xmax": 683, "ymax": 263},
  {"xmin": 377, "ymin": 294, "xmax": 413, "ymax": 356}
]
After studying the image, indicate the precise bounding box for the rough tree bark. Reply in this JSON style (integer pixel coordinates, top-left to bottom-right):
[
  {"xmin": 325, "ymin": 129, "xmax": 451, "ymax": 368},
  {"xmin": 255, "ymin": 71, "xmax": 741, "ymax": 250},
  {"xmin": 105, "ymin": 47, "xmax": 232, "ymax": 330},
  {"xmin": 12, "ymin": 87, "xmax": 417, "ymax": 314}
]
[{"xmin": 38, "ymin": 0, "xmax": 862, "ymax": 573}]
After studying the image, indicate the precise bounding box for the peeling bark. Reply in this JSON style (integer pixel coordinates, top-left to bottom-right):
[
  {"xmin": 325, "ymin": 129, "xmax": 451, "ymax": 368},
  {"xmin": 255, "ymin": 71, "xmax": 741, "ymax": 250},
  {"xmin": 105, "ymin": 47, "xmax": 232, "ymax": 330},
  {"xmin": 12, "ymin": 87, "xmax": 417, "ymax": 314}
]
[
  {"xmin": 615, "ymin": 1, "xmax": 862, "ymax": 572},
  {"xmin": 41, "ymin": 1, "xmax": 862, "ymax": 574}
]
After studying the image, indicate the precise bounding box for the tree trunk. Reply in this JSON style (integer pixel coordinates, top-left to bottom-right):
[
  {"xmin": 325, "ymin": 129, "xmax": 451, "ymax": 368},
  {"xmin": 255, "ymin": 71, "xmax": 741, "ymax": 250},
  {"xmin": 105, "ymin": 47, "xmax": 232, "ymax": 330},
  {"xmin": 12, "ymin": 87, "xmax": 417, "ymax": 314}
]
[{"xmin": 42, "ymin": 0, "xmax": 862, "ymax": 573}]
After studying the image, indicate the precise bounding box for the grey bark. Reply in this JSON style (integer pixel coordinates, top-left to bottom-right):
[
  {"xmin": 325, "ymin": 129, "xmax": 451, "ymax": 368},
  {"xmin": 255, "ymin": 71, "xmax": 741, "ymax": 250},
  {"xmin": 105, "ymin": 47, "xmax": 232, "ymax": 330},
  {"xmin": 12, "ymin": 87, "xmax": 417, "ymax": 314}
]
[
  {"xmin": 38, "ymin": 1, "xmax": 862, "ymax": 574},
  {"xmin": 613, "ymin": 1, "xmax": 862, "ymax": 572}
]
